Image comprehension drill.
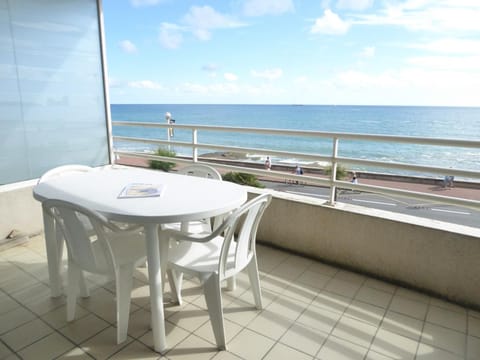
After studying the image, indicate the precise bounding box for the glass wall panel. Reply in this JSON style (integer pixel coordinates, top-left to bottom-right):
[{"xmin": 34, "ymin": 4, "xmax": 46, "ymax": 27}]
[{"xmin": 0, "ymin": 0, "xmax": 109, "ymax": 185}]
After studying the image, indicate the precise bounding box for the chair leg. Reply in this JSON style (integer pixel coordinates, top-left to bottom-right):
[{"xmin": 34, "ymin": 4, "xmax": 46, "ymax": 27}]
[
  {"xmin": 203, "ymin": 274, "xmax": 227, "ymax": 350},
  {"xmin": 78, "ymin": 271, "xmax": 90, "ymax": 298},
  {"xmin": 246, "ymin": 257, "xmax": 263, "ymax": 309},
  {"xmin": 66, "ymin": 260, "xmax": 81, "ymax": 321},
  {"xmin": 167, "ymin": 268, "xmax": 183, "ymax": 305},
  {"xmin": 226, "ymin": 276, "xmax": 236, "ymax": 291},
  {"xmin": 115, "ymin": 265, "xmax": 134, "ymax": 344}
]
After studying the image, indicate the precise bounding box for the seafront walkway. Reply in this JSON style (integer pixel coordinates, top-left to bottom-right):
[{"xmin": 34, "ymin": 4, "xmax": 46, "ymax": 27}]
[{"xmin": 117, "ymin": 155, "xmax": 480, "ymax": 202}]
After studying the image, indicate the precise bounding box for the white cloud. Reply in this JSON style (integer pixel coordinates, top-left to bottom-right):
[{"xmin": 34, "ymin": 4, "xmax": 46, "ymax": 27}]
[
  {"xmin": 182, "ymin": 6, "xmax": 245, "ymax": 41},
  {"xmin": 407, "ymin": 55, "xmax": 480, "ymax": 70},
  {"xmin": 159, "ymin": 23, "xmax": 183, "ymax": 49},
  {"xmin": 179, "ymin": 82, "xmax": 240, "ymax": 95},
  {"xmin": 251, "ymin": 68, "xmax": 283, "ymax": 80},
  {"xmin": 359, "ymin": 46, "xmax": 375, "ymax": 58},
  {"xmin": 243, "ymin": 0, "xmax": 294, "ymax": 17},
  {"xmin": 108, "ymin": 78, "xmax": 123, "ymax": 88},
  {"xmin": 412, "ymin": 38, "xmax": 480, "ymax": 54},
  {"xmin": 336, "ymin": 0, "xmax": 374, "ymax": 11},
  {"xmin": 128, "ymin": 80, "xmax": 163, "ymax": 89},
  {"xmin": 311, "ymin": 9, "xmax": 350, "ymax": 35},
  {"xmin": 353, "ymin": 1, "xmax": 480, "ymax": 32},
  {"xmin": 224, "ymin": 73, "xmax": 238, "ymax": 81},
  {"xmin": 119, "ymin": 40, "xmax": 137, "ymax": 53},
  {"xmin": 202, "ymin": 64, "xmax": 219, "ymax": 72},
  {"xmin": 130, "ymin": 0, "xmax": 165, "ymax": 7}
]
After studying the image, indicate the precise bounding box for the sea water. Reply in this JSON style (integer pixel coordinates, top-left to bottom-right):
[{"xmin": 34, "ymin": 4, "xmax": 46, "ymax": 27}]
[{"xmin": 111, "ymin": 104, "xmax": 480, "ymax": 175}]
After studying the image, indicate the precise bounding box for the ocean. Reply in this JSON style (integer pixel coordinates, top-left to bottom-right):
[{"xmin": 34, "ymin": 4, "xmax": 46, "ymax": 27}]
[{"xmin": 111, "ymin": 104, "xmax": 480, "ymax": 176}]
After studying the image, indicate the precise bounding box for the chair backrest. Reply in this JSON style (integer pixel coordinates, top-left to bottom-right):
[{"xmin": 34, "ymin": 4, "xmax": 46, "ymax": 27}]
[
  {"xmin": 217, "ymin": 193, "xmax": 272, "ymax": 279},
  {"xmin": 38, "ymin": 165, "xmax": 93, "ymax": 184},
  {"xmin": 43, "ymin": 199, "xmax": 117, "ymax": 276},
  {"xmin": 178, "ymin": 164, "xmax": 222, "ymax": 180}
]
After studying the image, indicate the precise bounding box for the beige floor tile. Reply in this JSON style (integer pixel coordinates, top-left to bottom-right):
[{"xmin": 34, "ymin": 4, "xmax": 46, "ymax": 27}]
[
  {"xmin": 426, "ymin": 305, "xmax": 467, "ymax": 333},
  {"xmin": 264, "ymin": 342, "xmax": 313, "ymax": 360},
  {"xmin": 380, "ymin": 310, "xmax": 423, "ymax": 341},
  {"xmin": 429, "ymin": 297, "xmax": 467, "ymax": 314},
  {"xmin": 324, "ymin": 278, "xmax": 361, "ymax": 298},
  {"xmin": 247, "ymin": 309, "xmax": 294, "ymax": 340},
  {"xmin": 467, "ymin": 335, "xmax": 480, "ymax": 359},
  {"xmin": 80, "ymin": 326, "xmax": 133, "ymax": 359},
  {"xmin": 421, "ymin": 323, "xmax": 466, "ymax": 356},
  {"xmin": 332, "ymin": 315, "xmax": 377, "ymax": 348},
  {"xmin": 279, "ymin": 322, "xmax": 327, "ymax": 356},
  {"xmin": 306, "ymin": 261, "xmax": 338, "ymax": 277},
  {"xmin": 365, "ymin": 349, "xmax": 397, "ymax": 359},
  {"xmin": 41, "ymin": 304, "xmax": 89, "ymax": 329},
  {"xmin": 270, "ymin": 260, "xmax": 309, "ymax": 281},
  {"xmin": 355, "ymin": 285, "xmax": 393, "ymax": 309},
  {"xmin": 363, "ymin": 278, "xmax": 396, "ymax": 294},
  {"xmin": 0, "ymin": 341, "xmax": 14, "ymax": 359},
  {"xmin": 266, "ymin": 293, "xmax": 309, "ymax": 320},
  {"xmin": 166, "ymin": 334, "xmax": 219, "ymax": 360},
  {"xmin": 228, "ymin": 328, "xmax": 275, "ymax": 360},
  {"xmin": 223, "ymin": 296, "xmax": 263, "ymax": 327},
  {"xmin": 138, "ymin": 321, "xmax": 190, "ymax": 350},
  {"xmin": 195, "ymin": 318, "xmax": 242, "ymax": 346},
  {"xmin": 0, "ymin": 306, "xmax": 36, "ymax": 334},
  {"xmin": 17, "ymin": 332, "xmax": 75, "ymax": 360},
  {"xmin": 56, "ymin": 346, "xmax": 94, "ymax": 359},
  {"xmin": 389, "ymin": 294, "xmax": 428, "ymax": 320},
  {"xmin": 108, "ymin": 340, "xmax": 163, "ymax": 359},
  {"xmin": 0, "ymin": 292, "xmax": 20, "ymax": 316},
  {"xmin": 313, "ymin": 290, "xmax": 351, "ymax": 314},
  {"xmin": 60, "ymin": 313, "xmax": 110, "ymax": 344},
  {"xmin": 296, "ymin": 303, "xmax": 342, "ymax": 333},
  {"xmin": 343, "ymin": 300, "xmax": 386, "ymax": 327},
  {"xmin": 211, "ymin": 350, "xmax": 243, "ymax": 359},
  {"xmin": 127, "ymin": 308, "xmax": 151, "ymax": 339},
  {"xmin": 468, "ymin": 314, "xmax": 480, "ymax": 337},
  {"xmin": 0, "ymin": 267, "xmax": 39, "ymax": 295},
  {"xmin": 282, "ymin": 282, "xmax": 320, "ymax": 303},
  {"xmin": 296, "ymin": 269, "xmax": 331, "ymax": 289},
  {"xmin": 260, "ymin": 273, "xmax": 292, "ymax": 294},
  {"xmin": 317, "ymin": 335, "xmax": 369, "ymax": 360},
  {"xmin": 396, "ymin": 287, "xmax": 430, "ymax": 303},
  {"xmin": 416, "ymin": 343, "xmax": 464, "ymax": 360},
  {"xmin": 167, "ymin": 303, "xmax": 210, "ymax": 332},
  {"xmin": 2, "ymin": 318, "xmax": 54, "ymax": 351},
  {"xmin": 10, "ymin": 281, "xmax": 65, "ymax": 315},
  {"xmin": 370, "ymin": 329, "xmax": 418, "ymax": 360},
  {"xmin": 334, "ymin": 270, "xmax": 367, "ymax": 285}
]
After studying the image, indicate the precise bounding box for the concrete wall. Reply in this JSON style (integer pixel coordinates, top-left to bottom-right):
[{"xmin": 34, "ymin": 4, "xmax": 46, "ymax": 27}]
[
  {"xmin": 0, "ymin": 182, "xmax": 43, "ymax": 241},
  {"xmin": 252, "ymin": 190, "xmax": 480, "ymax": 309},
  {"xmin": 2, "ymin": 182, "xmax": 480, "ymax": 309}
]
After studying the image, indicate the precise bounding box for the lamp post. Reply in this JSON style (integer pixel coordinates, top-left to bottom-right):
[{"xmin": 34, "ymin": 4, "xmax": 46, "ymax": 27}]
[{"xmin": 165, "ymin": 112, "xmax": 172, "ymax": 151}]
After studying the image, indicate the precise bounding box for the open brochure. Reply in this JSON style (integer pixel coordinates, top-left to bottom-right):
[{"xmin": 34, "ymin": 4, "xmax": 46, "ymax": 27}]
[{"xmin": 118, "ymin": 183, "xmax": 165, "ymax": 199}]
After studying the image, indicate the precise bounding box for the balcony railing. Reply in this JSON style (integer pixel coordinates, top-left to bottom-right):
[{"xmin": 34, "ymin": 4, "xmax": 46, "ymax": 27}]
[{"xmin": 112, "ymin": 121, "xmax": 480, "ymax": 210}]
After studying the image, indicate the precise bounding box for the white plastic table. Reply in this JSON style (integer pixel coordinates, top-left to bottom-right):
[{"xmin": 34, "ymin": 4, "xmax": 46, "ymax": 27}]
[{"xmin": 33, "ymin": 166, "xmax": 247, "ymax": 353}]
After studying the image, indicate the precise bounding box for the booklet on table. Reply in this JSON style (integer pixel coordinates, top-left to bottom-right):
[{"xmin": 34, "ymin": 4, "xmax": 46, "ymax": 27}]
[{"xmin": 118, "ymin": 183, "xmax": 165, "ymax": 199}]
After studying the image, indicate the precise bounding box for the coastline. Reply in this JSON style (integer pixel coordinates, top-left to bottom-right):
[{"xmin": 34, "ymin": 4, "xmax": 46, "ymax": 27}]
[{"xmin": 116, "ymin": 153, "xmax": 480, "ymax": 201}]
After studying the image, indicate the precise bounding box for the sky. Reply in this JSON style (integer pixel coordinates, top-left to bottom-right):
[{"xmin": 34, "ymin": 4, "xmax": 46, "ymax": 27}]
[{"xmin": 102, "ymin": 0, "xmax": 480, "ymax": 106}]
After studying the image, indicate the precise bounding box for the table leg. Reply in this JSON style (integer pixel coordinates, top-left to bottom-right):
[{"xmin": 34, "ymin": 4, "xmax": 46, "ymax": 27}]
[
  {"xmin": 144, "ymin": 223, "xmax": 167, "ymax": 353},
  {"xmin": 42, "ymin": 207, "xmax": 63, "ymax": 298}
]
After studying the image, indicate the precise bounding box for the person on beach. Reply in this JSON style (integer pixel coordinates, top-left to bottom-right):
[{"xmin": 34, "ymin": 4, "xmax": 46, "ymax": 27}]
[
  {"xmin": 351, "ymin": 172, "xmax": 358, "ymax": 184},
  {"xmin": 264, "ymin": 156, "xmax": 271, "ymax": 170},
  {"xmin": 443, "ymin": 175, "xmax": 454, "ymax": 188},
  {"xmin": 294, "ymin": 165, "xmax": 303, "ymax": 184}
]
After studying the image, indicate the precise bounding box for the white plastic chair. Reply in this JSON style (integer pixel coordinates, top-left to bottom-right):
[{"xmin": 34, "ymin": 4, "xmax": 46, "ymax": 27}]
[
  {"xmin": 165, "ymin": 193, "xmax": 272, "ymax": 350},
  {"xmin": 43, "ymin": 199, "xmax": 147, "ymax": 344},
  {"xmin": 38, "ymin": 165, "xmax": 94, "ymax": 297}
]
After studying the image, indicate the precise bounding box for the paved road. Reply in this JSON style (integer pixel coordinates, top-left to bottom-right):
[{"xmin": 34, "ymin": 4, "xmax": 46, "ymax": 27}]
[{"xmin": 262, "ymin": 180, "xmax": 480, "ymax": 228}]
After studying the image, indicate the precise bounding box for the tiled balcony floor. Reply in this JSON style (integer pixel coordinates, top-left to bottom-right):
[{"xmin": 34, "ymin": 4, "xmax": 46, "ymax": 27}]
[{"xmin": 1, "ymin": 235, "xmax": 479, "ymax": 360}]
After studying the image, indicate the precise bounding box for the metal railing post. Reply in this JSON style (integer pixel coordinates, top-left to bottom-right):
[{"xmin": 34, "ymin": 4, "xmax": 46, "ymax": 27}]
[
  {"xmin": 192, "ymin": 128, "xmax": 198, "ymax": 162},
  {"xmin": 328, "ymin": 137, "xmax": 339, "ymax": 205}
]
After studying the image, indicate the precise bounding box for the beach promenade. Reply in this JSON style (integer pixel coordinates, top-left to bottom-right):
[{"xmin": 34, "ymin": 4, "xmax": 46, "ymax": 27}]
[{"xmin": 117, "ymin": 156, "xmax": 480, "ymax": 202}]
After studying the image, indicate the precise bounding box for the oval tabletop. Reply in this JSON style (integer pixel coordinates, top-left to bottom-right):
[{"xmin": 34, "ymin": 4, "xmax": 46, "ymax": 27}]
[{"xmin": 33, "ymin": 166, "xmax": 247, "ymax": 224}]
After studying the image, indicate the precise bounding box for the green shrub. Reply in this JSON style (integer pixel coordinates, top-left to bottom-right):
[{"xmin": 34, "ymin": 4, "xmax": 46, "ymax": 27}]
[
  {"xmin": 324, "ymin": 164, "xmax": 348, "ymax": 180},
  {"xmin": 222, "ymin": 172, "xmax": 264, "ymax": 188},
  {"xmin": 149, "ymin": 148, "xmax": 176, "ymax": 172}
]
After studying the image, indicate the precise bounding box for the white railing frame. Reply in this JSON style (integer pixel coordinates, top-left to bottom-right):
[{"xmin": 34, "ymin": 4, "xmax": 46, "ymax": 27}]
[{"xmin": 112, "ymin": 121, "xmax": 480, "ymax": 209}]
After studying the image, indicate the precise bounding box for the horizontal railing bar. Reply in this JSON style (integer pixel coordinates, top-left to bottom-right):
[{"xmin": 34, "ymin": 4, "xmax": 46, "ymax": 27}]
[
  {"xmin": 114, "ymin": 136, "xmax": 480, "ymax": 179},
  {"xmin": 113, "ymin": 121, "xmax": 480, "ymax": 148},
  {"xmin": 115, "ymin": 151, "xmax": 480, "ymax": 210}
]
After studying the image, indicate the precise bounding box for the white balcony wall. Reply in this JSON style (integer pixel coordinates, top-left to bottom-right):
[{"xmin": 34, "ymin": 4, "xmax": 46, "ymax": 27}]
[{"xmin": 0, "ymin": 0, "xmax": 109, "ymax": 185}]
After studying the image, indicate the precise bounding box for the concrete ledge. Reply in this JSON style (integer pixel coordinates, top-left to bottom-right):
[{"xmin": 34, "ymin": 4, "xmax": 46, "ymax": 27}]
[{"xmin": 251, "ymin": 189, "xmax": 480, "ymax": 309}]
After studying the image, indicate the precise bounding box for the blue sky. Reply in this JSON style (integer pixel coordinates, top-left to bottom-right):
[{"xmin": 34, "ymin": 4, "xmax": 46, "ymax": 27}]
[{"xmin": 103, "ymin": 0, "xmax": 480, "ymax": 106}]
